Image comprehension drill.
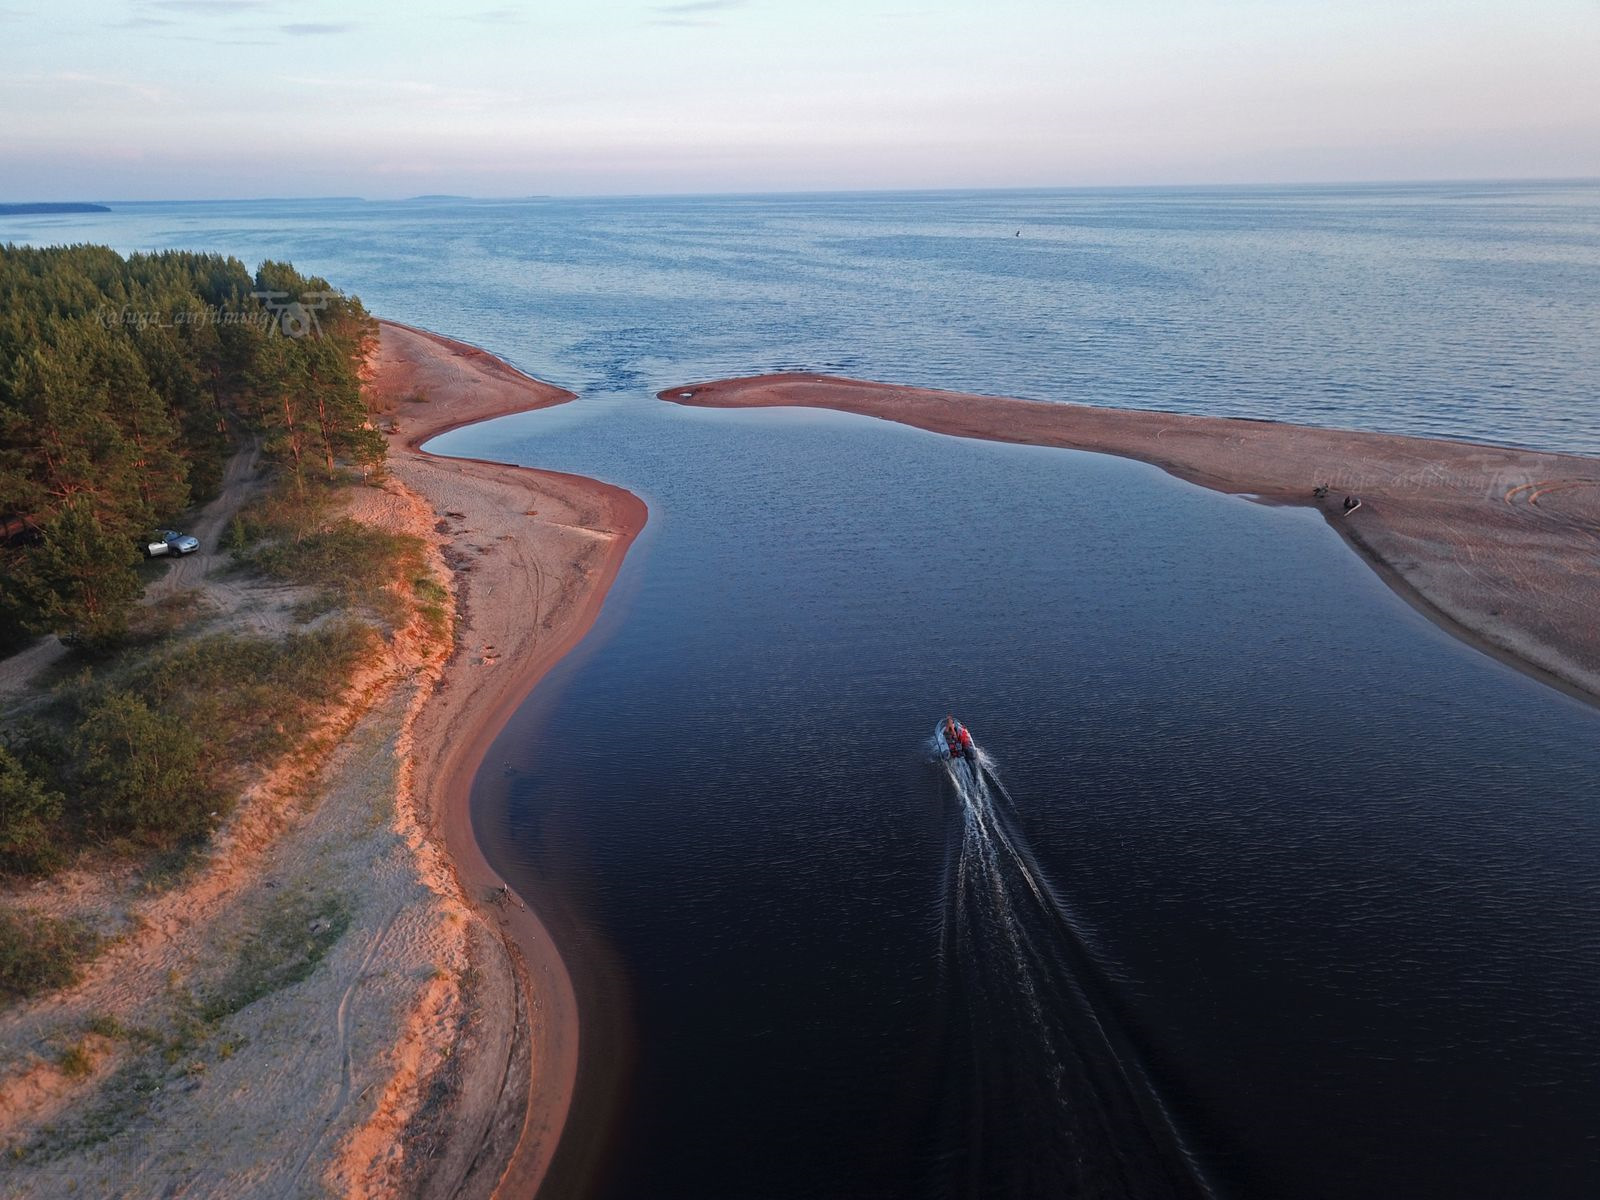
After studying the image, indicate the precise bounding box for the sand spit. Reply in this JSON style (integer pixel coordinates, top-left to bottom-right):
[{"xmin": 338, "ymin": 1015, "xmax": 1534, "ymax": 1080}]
[
  {"xmin": 369, "ymin": 322, "xmax": 645, "ymax": 1198},
  {"xmin": 663, "ymin": 373, "xmax": 1600, "ymax": 705}
]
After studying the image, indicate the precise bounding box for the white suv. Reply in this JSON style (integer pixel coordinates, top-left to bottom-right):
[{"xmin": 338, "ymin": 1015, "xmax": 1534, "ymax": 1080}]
[{"xmin": 146, "ymin": 529, "xmax": 200, "ymax": 557}]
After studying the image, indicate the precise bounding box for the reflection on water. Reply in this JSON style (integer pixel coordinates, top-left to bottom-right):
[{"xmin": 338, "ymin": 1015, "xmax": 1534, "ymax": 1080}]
[
  {"xmin": 445, "ymin": 401, "xmax": 1600, "ymax": 1200},
  {"xmin": 11, "ymin": 181, "xmax": 1600, "ymax": 453}
]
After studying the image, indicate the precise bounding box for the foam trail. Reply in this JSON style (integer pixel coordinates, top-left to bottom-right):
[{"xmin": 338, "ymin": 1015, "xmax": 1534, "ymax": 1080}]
[{"xmin": 929, "ymin": 727, "xmax": 1215, "ymax": 1200}]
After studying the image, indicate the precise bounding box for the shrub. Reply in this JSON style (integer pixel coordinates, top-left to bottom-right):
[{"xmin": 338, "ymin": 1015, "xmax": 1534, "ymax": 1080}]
[
  {"xmin": 57, "ymin": 1041, "xmax": 93, "ymax": 1078},
  {"xmin": 74, "ymin": 691, "xmax": 220, "ymax": 846},
  {"xmin": 0, "ymin": 746, "xmax": 65, "ymax": 875},
  {"xmin": 236, "ymin": 519, "xmax": 423, "ymax": 627},
  {"xmin": 115, "ymin": 621, "xmax": 378, "ymax": 767},
  {"xmin": 0, "ymin": 909, "xmax": 98, "ymax": 1003},
  {"xmin": 222, "ymin": 482, "xmax": 334, "ymax": 551}
]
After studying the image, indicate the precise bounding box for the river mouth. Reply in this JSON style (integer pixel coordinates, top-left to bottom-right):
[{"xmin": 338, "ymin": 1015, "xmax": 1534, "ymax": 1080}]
[
  {"xmin": 446, "ymin": 398, "xmax": 1600, "ymax": 1200},
  {"xmin": 12, "ymin": 183, "xmax": 1600, "ymax": 1198}
]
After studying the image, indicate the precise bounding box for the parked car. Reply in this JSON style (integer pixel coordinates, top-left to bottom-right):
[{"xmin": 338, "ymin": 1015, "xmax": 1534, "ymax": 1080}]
[{"xmin": 145, "ymin": 529, "xmax": 200, "ymax": 558}]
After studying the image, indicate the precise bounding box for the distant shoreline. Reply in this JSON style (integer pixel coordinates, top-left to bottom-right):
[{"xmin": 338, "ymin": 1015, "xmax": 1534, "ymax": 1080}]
[
  {"xmin": 0, "ymin": 202, "xmax": 111, "ymax": 215},
  {"xmin": 662, "ymin": 373, "xmax": 1600, "ymax": 709}
]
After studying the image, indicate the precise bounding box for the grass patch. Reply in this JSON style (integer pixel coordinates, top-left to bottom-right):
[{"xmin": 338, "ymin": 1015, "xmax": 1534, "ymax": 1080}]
[
  {"xmin": 235, "ymin": 519, "xmax": 424, "ymax": 628},
  {"xmin": 413, "ymin": 575, "xmax": 451, "ymax": 643},
  {"xmin": 18, "ymin": 1059, "xmax": 167, "ymax": 1160},
  {"xmin": 0, "ymin": 909, "xmax": 98, "ymax": 1003},
  {"xmin": 221, "ymin": 475, "xmax": 343, "ymax": 550},
  {"xmin": 124, "ymin": 589, "xmax": 211, "ymax": 645},
  {"xmin": 3, "ymin": 620, "xmax": 380, "ymax": 865},
  {"xmin": 85, "ymin": 1013, "xmax": 126, "ymax": 1040},
  {"xmin": 115, "ymin": 620, "xmax": 379, "ymax": 768},
  {"xmin": 13, "ymin": 891, "xmax": 350, "ymax": 1161},
  {"xmin": 198, "ymin": 891, "xmax": 350, "ymax": 1023},
  {"xmin": 224, "ymin": 476, "xmax": 426, "ymax": 630},
  {"xmin": 413, "ymin": 575, "xmax": 448, "ymax": 606}
]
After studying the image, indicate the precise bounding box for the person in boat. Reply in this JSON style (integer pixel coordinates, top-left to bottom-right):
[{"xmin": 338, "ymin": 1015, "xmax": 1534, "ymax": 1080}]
[{"xmin": 944, "ymin": 715, "xmax": 974, "ymax": 760}]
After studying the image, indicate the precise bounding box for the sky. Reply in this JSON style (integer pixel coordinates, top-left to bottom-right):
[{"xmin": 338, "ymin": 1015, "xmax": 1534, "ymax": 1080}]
[{"xmin": 2, "ymin": 0, "xmax": 1597, "ymax": 199}]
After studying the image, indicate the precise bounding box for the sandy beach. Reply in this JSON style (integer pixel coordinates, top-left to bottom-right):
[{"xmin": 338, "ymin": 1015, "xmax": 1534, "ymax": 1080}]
[
  {"xmin": 662, "ymin": 373, "xmax": 1600, "ymax": 706},
  {"xmin": 369, "ymin": 322, "xmax": 646, "ymax": 1197},
  {"xmin": 0, "ymin": 325, "xmax": 640, "ymax": 1199}
]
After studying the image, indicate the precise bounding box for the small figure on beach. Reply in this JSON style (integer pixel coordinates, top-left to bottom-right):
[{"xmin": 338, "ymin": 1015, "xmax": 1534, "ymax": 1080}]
[
  {"xmin": 1342, "ymin": 495, "xmax": 1362, "ymax": 515},
  {"xmin": 1312, "ymin": 484, "xmax": 1329, "ymax": 499}
]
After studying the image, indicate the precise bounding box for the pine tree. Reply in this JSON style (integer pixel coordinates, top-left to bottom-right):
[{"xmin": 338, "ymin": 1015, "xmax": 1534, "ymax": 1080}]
[
  {"xmin": 0, "ymin": 244, "xmax": 383, "ymax": 645},
  {"xmin": 31, "ymin": 497, "xmax": 143, "ymax": 645}
]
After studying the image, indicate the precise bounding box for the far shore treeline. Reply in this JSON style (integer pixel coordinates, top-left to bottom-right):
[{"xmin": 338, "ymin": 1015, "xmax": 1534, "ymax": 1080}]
[{"xmin": 0, "ymin": 244, "xmax": 382, "ymax": 649}]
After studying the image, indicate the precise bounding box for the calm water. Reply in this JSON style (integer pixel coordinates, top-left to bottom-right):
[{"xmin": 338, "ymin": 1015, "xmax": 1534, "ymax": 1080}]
[
  {"xmin": 9, "ymin": 182, "xmax": 1599, "ymax": 452},
  {"xmin": 13, "ymin": 186, "xmax": 1600, "ymax": 1197},
  {"xmin": 436, "ymin": 401, "xmax": 1600, "ymax": 1200}
]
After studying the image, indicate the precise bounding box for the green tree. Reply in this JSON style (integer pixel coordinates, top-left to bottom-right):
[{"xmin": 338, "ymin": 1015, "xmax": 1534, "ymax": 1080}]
[
  {"xmin": 74, "ymin": 690, "xmax": 217, "ymax": 844},
  {"xmin": 0, "ymin": 244, "xmax": 381, "ymax": 642},
  {"xmin": 32, "ymin": 497, "xmax": 143, "ymax": 645}
]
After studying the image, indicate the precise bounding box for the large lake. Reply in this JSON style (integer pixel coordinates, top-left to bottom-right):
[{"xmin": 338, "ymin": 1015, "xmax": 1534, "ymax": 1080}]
[
  {"xmin": 16, "ymin": 185, "xmax": 1600, "ymax": 1197},
  {"xmin": 12, "ymin": 182, "xmax": 1599, "ymax": 453}
]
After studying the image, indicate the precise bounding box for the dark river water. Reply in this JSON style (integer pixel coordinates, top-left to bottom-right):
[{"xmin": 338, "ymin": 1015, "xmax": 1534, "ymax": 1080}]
[
  {"xmin": 438, "ymin": 399, "xmax": 1600, "ymax": 1200},
  {"xmin": 16, "ymin": 184, "xmax": 1600, "ymax": 1197}
]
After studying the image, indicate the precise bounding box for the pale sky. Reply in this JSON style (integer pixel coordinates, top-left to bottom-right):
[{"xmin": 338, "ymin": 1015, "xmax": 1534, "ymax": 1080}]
[{"xmin": 2, "ymin": 0, "xmax": 1597, "ymax": 199}]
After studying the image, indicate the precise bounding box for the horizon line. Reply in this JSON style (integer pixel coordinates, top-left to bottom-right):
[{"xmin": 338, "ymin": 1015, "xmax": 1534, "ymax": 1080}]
[{"xmin": 4, "ymin": 175, "xmax": 1599, "ymax": 209}]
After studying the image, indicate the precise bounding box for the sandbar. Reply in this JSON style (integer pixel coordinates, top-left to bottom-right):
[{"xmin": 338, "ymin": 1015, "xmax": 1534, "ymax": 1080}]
[{"xmin": 662, "ymin": 373, "xmax": 1600, "ymax": 706}]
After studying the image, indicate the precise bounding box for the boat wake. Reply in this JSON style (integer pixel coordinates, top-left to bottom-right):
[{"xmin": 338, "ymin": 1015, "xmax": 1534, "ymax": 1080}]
[{"xmin": 926, "ymin": 727, "xmax": 1213, "ymax": 1200}]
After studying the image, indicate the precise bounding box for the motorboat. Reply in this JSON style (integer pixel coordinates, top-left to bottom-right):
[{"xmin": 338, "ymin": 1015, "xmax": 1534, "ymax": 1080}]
[{"xmin": 937, "ymin": 715, "xmax": 976, "ymax": 763}]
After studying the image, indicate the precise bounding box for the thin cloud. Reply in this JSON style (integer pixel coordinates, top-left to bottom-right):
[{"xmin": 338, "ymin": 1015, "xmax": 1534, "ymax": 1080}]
[
  {"xmin": 458, "ymin": 7, "xmax": 523, "ymax": 23},
  {"xmin": 149, "ymin": 0, "xmax": 277, "ymax": 11},
  {"xmin": 114, "ymin": 15, "xmax": 175, "ymax": 27},
  {"xmin": 29, "ymin": 71, "xmax": 169, "ymax": 104},
  {"xmin": 279, "ymin": 21, "xmax": 353, "ymax": 35},
  {"xmin": 647, "ymin": 0, "xmax": 746, "ymax": 27},
  {"xmin": 651, "ymin": 0, "xmax": 746, "ymax": 11},
  {"xmin": 171, "ymin": 34, "xmax": 273, "ymax": 44},
  {"xmin": 274, "ymin": 74, "xmax": 515, "ymax": 112}
]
